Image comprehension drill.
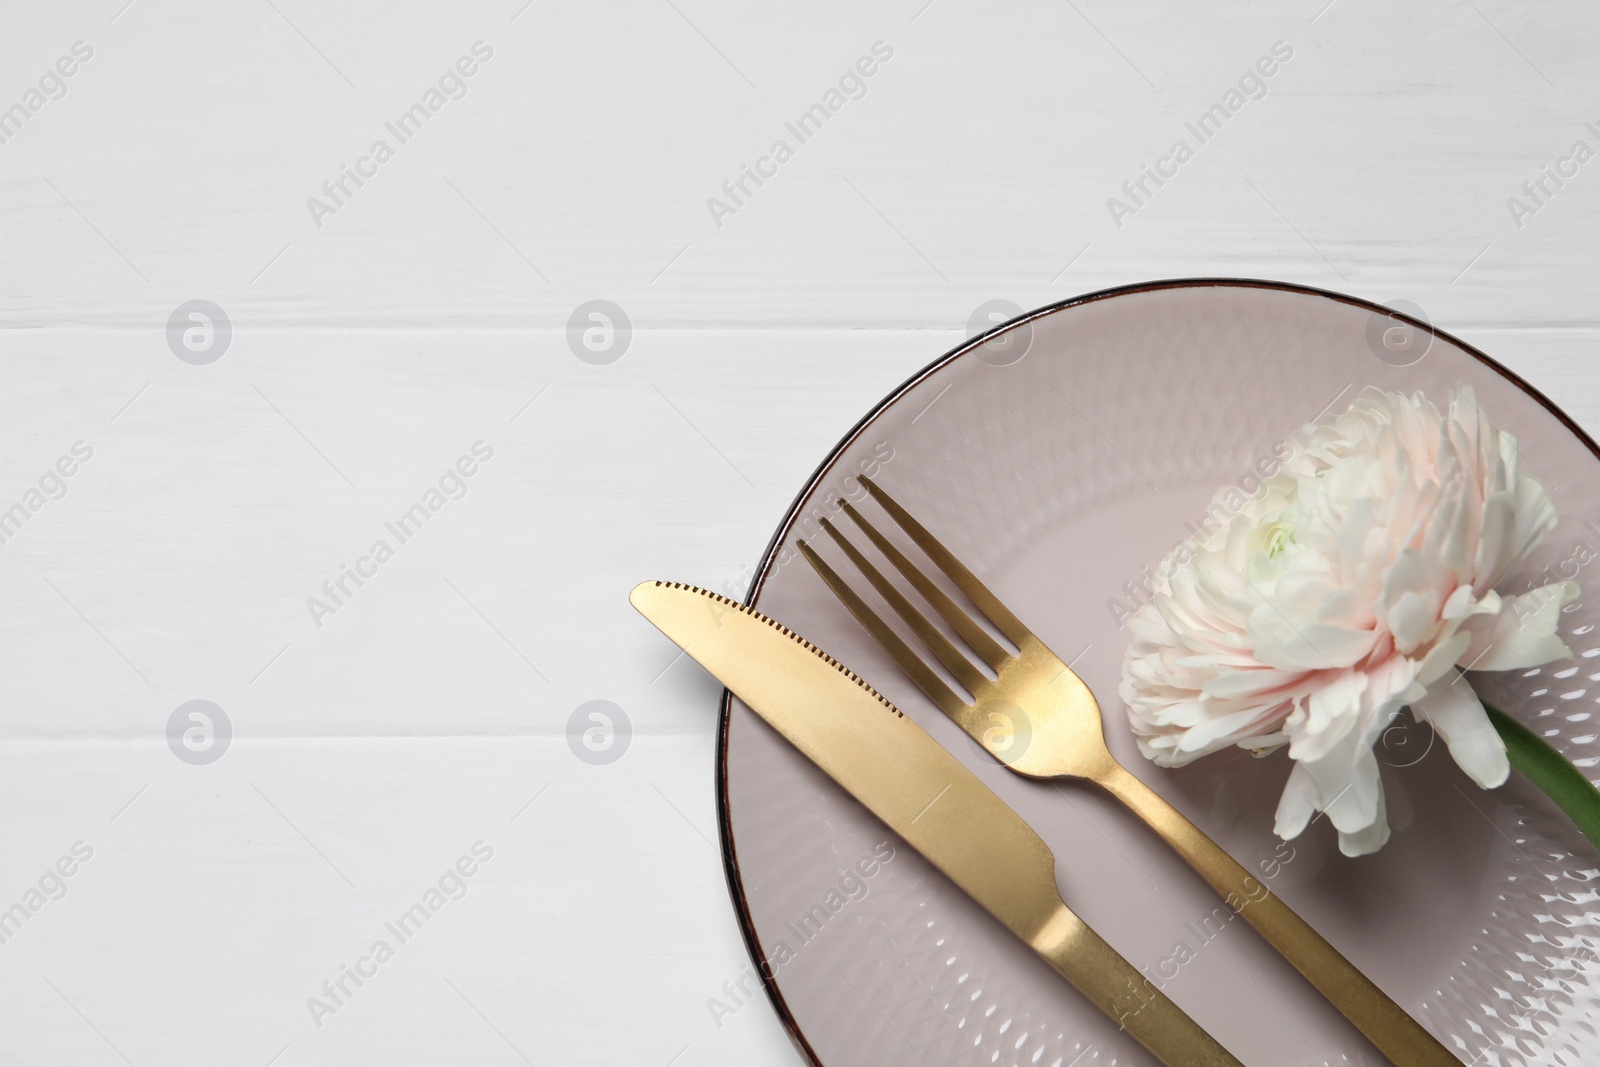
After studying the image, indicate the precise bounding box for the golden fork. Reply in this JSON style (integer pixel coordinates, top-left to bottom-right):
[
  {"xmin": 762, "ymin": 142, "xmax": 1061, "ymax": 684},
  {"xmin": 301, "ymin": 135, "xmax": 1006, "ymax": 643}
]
[{"xmin": 798, "ymin": 475, "xmax": 1459, "ymax": 1067}]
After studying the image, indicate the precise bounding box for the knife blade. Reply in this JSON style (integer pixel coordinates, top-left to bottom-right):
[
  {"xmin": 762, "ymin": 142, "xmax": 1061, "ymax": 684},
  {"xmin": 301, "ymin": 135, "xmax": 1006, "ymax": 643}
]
[{"xmin": 631, "ymin": 580, "xmax": 1244, "ymax": 1066}]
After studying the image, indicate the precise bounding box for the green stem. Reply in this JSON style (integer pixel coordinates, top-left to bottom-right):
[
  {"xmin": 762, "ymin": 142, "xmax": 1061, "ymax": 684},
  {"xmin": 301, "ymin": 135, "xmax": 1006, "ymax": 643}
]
[{"xmin": 1486, "ymin": 701, "xmax": 1600, "ymax": 850}]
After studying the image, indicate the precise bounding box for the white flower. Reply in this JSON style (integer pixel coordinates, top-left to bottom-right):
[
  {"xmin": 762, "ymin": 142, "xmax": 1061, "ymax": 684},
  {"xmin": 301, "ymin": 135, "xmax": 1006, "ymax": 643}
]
[{"xmin": 1120, "ymin": 386, "xmax": 1578, "ymax": 856}]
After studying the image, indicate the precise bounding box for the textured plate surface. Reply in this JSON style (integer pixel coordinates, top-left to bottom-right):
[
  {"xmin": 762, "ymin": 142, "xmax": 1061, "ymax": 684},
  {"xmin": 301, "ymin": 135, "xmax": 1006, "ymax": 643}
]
[{"xmin": 721, "ymin": 280, "xmax": 1600, "ymax": 1066}]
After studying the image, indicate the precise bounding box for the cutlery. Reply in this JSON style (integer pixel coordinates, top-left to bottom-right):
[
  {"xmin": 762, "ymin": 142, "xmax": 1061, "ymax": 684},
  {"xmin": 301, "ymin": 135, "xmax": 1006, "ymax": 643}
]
[
  {"xmin": 798, "ymin": 475, "xmax": 1459, "ymax": 1067},
  {"xmin": 631, "ymin": 579, "xmax": 1243, "ymax": 1066}
]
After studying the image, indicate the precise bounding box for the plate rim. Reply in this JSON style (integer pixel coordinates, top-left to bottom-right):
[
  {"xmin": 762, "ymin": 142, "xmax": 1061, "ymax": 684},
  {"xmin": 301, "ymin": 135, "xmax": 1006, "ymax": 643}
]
[{"xmin": 711, "ymin": 276, "xmax": 1600, "ymax": 1066}]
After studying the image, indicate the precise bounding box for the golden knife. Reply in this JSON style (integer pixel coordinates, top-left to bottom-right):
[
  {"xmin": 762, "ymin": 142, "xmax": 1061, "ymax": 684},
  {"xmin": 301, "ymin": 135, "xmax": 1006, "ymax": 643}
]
[{"xmin": 631, "ymin": 580, "xmax": 1244, "ymax": 1066}]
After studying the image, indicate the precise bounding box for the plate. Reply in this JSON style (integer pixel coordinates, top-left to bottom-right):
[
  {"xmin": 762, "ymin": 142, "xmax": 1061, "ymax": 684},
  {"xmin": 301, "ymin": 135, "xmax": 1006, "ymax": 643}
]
[{"xmin": 718, "ymin": 280, "xmax": 1600, "ymax": 1066}]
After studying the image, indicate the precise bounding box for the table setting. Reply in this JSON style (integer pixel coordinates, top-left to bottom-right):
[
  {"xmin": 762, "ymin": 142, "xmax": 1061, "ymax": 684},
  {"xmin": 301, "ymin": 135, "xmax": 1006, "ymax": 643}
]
[
  {"xmin": 7, "ymin": 3, "xmax": 1600, "ymax": 1065},
  {"xmin": 635, "ymin": 281, "xmax": 1600, "ymax": 1065}
]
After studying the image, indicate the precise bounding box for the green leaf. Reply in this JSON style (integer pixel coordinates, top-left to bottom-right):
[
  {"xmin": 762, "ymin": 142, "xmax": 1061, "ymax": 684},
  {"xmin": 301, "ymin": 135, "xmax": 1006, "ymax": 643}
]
[{"xmin": 1486, "ymin": 701, "xmax": 1600, "ymax": 850}]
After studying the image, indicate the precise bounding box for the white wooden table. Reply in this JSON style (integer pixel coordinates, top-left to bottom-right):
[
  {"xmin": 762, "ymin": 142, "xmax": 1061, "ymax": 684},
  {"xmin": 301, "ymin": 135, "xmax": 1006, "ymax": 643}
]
[{"xmin": 1, "ymin": 2, "xmax": 1596, "ymax": 1063}]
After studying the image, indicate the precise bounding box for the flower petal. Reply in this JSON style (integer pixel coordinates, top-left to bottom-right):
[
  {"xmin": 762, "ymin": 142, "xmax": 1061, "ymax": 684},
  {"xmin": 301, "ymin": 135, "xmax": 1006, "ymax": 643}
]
[
  {"xmin": 1336, "ymin": 789, "xmax": 1392, "ymax": 857},
  {"xmin": 1274, "ymin": 761, "xmax": 1319, "ymax": 841},
  {"xmin": 1458, "ymin": 581, "xmax": 1578, "ymax": 671},
  {"xmin": 1274, "ymin": 707, "xmax": 1391, "ymax": 841},
  {"xmin": 1410, "ymin": 676, "xmax": 1509, "ymax": 788},
  {"xmin": 1249, "ymin": 616, "xmax": 1378, "ymax": 671},
  {"xmin": 1415, "ymin": 631, "xmax": 1470, "ymax": 686}
]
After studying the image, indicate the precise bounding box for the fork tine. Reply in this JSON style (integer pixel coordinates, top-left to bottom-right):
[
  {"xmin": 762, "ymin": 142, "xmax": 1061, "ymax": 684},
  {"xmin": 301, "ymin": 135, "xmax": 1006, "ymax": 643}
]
[
  {"xmin": 859, "ymin": 475, "xmax": 1030, "ymax": 646},
  {"xmin": 838, "ymin": 500, "xmax": 1009, "ymax": 673},
  {"xmin": 818, "ymin": 517, "xmax": 989, "ymax": 695},
  {"xmin": 797, "ymin": 540, "xmax": 969, "ymax": 718}
]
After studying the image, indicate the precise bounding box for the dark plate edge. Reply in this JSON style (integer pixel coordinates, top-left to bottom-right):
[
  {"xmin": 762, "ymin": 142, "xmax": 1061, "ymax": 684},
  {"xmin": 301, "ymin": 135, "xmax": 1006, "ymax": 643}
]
[{"xmin": 711, "ymin": 276, "xmax": 1600, "ymax": 1066}]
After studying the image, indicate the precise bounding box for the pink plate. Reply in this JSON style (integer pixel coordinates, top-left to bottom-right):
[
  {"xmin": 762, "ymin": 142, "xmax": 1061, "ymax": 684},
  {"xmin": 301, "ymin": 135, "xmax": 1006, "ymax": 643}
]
[{"xmin": 719, "ymin": 280, "xmax": 1600, "ymax": 1066}]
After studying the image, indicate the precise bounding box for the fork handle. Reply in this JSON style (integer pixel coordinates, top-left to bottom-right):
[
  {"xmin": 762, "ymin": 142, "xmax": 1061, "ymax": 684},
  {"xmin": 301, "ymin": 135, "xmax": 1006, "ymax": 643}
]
[{"xmin": 1097, "ymin": 761, "xmax": 1461, "ymax": 1066}]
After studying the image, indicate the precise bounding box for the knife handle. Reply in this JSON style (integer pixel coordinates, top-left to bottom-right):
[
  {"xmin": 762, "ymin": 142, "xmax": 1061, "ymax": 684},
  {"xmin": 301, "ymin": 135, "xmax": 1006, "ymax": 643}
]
[
  {"xmin": 1033, "ymin": 905, "xmax": 1243, "ymax": 1066},
  {"xmin": 1097, "ymin": 761, "xmax": 1460, "ymax": 1066}
]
